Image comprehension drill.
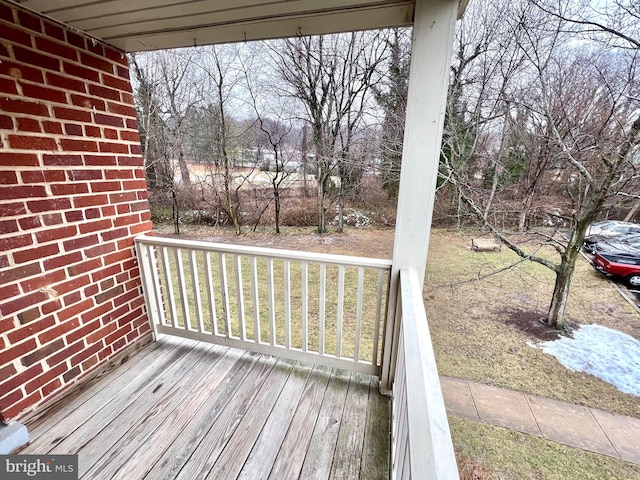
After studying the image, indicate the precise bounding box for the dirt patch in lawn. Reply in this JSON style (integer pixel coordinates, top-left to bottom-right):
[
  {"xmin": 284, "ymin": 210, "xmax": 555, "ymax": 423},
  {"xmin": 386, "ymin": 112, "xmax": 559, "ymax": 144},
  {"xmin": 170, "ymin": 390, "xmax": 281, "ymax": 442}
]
[{"xmin": 501, "ymin": 309, "xmax": 564, "ymax": 341}]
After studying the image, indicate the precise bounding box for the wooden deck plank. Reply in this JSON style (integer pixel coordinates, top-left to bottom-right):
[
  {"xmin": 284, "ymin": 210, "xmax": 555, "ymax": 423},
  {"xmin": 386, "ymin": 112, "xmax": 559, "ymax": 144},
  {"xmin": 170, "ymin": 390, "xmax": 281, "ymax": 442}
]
[
  {"xmin": 299, "ymin": 368, "xmax": 351, "ymax": 479},
  {"xmin": 172, "ymin": 354, "xmax": 278, "ymax": 480},
  {"xmin": 360, "ymin": 377, "xmax": 391, "ymax": 480},
  {"xmin": 237, "ymin": 361, "xmax": 314, "ymax": 480},
  {"xmin": 330, "ymin": 372, "xmax": 371, "ymax": 479},
  {"xmin": 21, "ymin": 338, "xmax": 390, "ymax": 480},
  {"xmin": 131, "ymin": 350, "xmax": 262, "ymax": 480},
  {"xmin": 80, "ymin": 344, "xmax": 238, "ymax": 479},
  {"xmin": 47, "ymin": 340, "xmax": 208, "ymax": 456},
  {"xmin": 204, "ymin": 359, "xmax": 297, "ymax": 480},
  {"xmin": 22, "ymin": 337, "xmax": 189, "ymax": 453},
  {"xmin": 267, "ymin": 365, "xmax": 332, "ymax": 480}
]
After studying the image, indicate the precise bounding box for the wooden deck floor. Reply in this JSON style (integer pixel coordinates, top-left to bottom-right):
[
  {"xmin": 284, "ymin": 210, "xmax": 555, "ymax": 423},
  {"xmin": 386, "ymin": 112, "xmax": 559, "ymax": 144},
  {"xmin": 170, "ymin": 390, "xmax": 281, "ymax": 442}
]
[{"xmin": 21, "ymin": 337, "xmax": 390, "ymax": 480}]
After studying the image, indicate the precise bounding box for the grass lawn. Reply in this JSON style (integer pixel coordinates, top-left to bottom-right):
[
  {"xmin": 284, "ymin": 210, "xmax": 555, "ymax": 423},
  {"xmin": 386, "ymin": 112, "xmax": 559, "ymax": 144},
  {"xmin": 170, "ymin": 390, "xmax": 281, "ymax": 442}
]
[{"xmin": 153, "ymin": 224, "xmax": 640, "ymax": 479}]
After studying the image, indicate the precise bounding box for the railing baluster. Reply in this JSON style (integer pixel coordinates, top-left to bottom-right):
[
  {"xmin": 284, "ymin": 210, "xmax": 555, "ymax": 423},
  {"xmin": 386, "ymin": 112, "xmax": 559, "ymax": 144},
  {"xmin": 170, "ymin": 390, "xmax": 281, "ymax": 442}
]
[
  {"xmin": 235, "ymin": 254, "xmax": 246, "ymax": 341},
  {"xmin": 372, "ymin": 270, "xmax": 385, "ymax": 366},
  {"xmin": 218, "ymin": 253, "xmax": 231, "ymax": 338},
  {"xmin": 336, "ymin": 265, "xmax": 345, "ymax": 358},
  {"xmin": 160, "ymin": 247, "xmax": 177, "ymax": 328},
  {"xmin": 267, "ymin": 258, "xmax": 276, "ymax": 346},
  {"xmin": 301, "ymin": 261, "xmax": 308, "ymax": 352},
  {"xmin": 250, "ymin": 256, "xmax": 260, "ymax": 343},
  {"xmin": 283, "ymin": 259, "xmax": 291, "ymax": 349},
  {"xmin": 354, "ymin": 267, "xmax": 364, "ymax": 361},
  {"xmin": 204, "ymin": 252, "xmax": 218, "ymax": 335},
  {"xmin": 175, "ymin": 248, "xmax": 191, "ymax": 330},
  {"xmin": 319, "ymin": 263, "xmax": 326, "ymax": 355},
  {"xmin": 190, "ymin": 250, "xmax": 205, "ymax": 333}
]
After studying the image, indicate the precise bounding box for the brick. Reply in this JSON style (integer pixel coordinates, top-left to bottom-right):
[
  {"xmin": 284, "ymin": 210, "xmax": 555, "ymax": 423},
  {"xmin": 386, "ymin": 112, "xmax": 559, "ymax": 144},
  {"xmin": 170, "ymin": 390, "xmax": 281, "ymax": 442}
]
[
  {"xmin": 43, "ymin": 21, "xmax": 65, "ymax": 41},
  {"xmin": 41, "ymin": 213, "xmax": 63, "ymax": 226},
  {"xmin": 0, "ymin": 364, "xmax": 43, "ymax": 396},
  {"xmin": 43, "ymin": 251, "xmax": 83, "ymax": 271},
  {"xmin": 70, "ymin": 94, "xmax": 105, "ymax": 111},
  {"xmin": 53, "ymin": 106, "xmax": 91, "ymax": 122},
  {"xmin": 65, "ymin": 210, "xmax": 84, "ymax": 222},
  {"xmin": 39, "ymin": 318, "xmax": 80, "ymax": 344},
  {"xmin": 86, "ymin": 242, "xmax": 115, "ymax": 258},
  {"xmin": 101, "ymin": 227, "xmax": 129, "ymax": 242},
  {"xmin": 121, "ymin": 92, "xmax": 134, "ymax": 105},
  {"xmin": 94, "ymin": 112, "xmax": 123, "ymax": 127},
  {"xmin": 41, "ymin": 300, "xmax": 62, "ymax": 316},
  {"xmin": 46, "ymin": 341, "xmax": 84, "ymax": 367},
  {"xmin": 68, "ymin": 169, "xmax": 102, "ymax": 181},
  {"xmin": 42, "ymin": 121, "xmax": 63, "ymax": 134},
  {"xmin": 60, "ymin": 139, "xmax": 98, "ymax": 152},
  {"xmin": 62, "ymin": 366, "xmax": 81, "ymax": 383},
  {"xmin": 84, "ymin": 125, "xmax": 101, "ymax": 137},
  {"xmin": 1, "ymin": 390, "xmax": 43, "ymax": 423},
  {"xmin": 0, "ymin": 219, "xmax": 18, "ymax": 234},
  {"xmin": 87, "ymin": 42, "xmax": 104, "ymax": 57},
  {"xmin": 0, "ymin": 233, "xmax": 33, "ymax": 250},
  {"xmin": 0, "ymin": 338, "xmax": 37, "ymax": 365},
  {"xmin": 0, "ymin": 24, "xmax": 32, "ymax": 47},
  {"xmin": 21, "ymin": 170, "xmax": 66, "ymax": 183},
  {"xmin": 1, "ymin": 153, "xmax": 38, "ymax": 166},
  {"xmin": 21, "ymin": 338, "xmax": 64, "ymax": 369},
  {"xmin": 0, "ymin": 283, "xmax": 20, "ymax": 301},
  {"xmin": 66, "ymin": 31, "xmax": 85, "ymax": 49},
  {"xmin": 63, "ymin": 123, "xmax": 83, "ymax": 136},
  {"xmin": 26, "ymin": 366, "xmax": 64, "ymax": 394},
  {"xmin": 104, "ymin": 128, "xmax": 118, "ymax": 140},
  {"xmin": 0, "ymin": 77, "xmax": 18, "ymax": 95},
  {"xmin": 63, "ymin": 61, "xmax": 98, "ymax": 82},
  {"xmin": 51, "ymin": 183, "xmax": 89, "ymax": 195},
  {"xmin": 18, "ymin": 307, "xmax": 41, "ymax": 325},
  {"xmin": 1, "ymin": 202, "xmax": 28, "ymax": 216},
  {"xmin": 18, "ymin": 216, "xmax": 41, "ymax": 230},
  {"xmin": 27, "ymin": 198, "xmax": 72, "ymax": 213},
  {"xmin": 87, "ymin": 323, "xmax": 116, "ymax": 345},
  {"xmin": 20, "ymin": 270, "xmax": 67, "ymax": 294},
  {"xmin": 130, "ymin": 222, "xmax": 152, "ymax": 235},
  {"xmin": 14, "ymin": 46, "xmax": 60, "ymax": 72},
  {"xmin": 63, "ymin": 234, "xmax": 99, "ymax": 253},
  {"xmin": 72, "ymin": 194, "xmax": 108, "ymax": 208},
  {"xmin": 46, "ymin": 72, "xmax": 86, "ymax": 93},
  {"xmin": 21, "ymin": 83, "xmax": 67, "ymax": 104},
  {"xmin": 104, "ymin": 323, "xmax": 132, "ymax": 346},
  {"xmin": 102, "ymin": 205, "xmax": 117, "ymax": 217},
  {"xmin": 105, "ymin": 47, "xmax": 128, "ymax": 66},
  {"xmin": 0, "ymin": 114, "xmax": 13, "ymax": 129},
  {"xmin": 83, "ymin": 155, "xmax": 117, "ymax": 166},
  {"xmin": 81, "ymin": 355, "xmax": 99, "ymax": 372},
  {"xmin": 107, "ymin": 101, "xmax": 136, "ymax": 117},
  {"xmin": 88, "ymin": 83, "xmax": 120, "ymax": 101},
  {"xmin": 35, "ymin": 225, "xmax": 78, "ymax": 243},
  {"xmin": 95, "ymin": 285, "xmax": 123, "ymax": 305},
  {"xmin": 91, "ymin": 181, "xmax": 121, "ymax": 192},
  {"xmin": 0, "ymin": 262, "xmax": 41, "ymax": 286},
  {"xmin": 91, "ymin": 264, "xmax": 121, "ymax": 283},
  {"xmin": 8, "ymin": 135, "xmax": 58, "ymax": 150},
  {"xmin": 79, "ymin": 52, "xmax": 114, "ymax": 74},
  {"xmin": 0, "ymin": 364, "xmax": 17, "ymax": 383},
  {"xmin": 105, "ymin": 169, "xmax": 133, "ymax": 180},
  {"xmin": 17, "ymin": 10, "xmax": 42, "ymax": 32},
  {"xmin": 120, "ymin": 130, "xmax": 140, "ymax": 142},
  {"xmin": 102, "ymin": 74, "xmax": 131, "ymax": 92},
  {"xmin": 79, "ymin": 218, "xmax": 112, "ymax": 234},
  {"xmin": 0, "ymin": 185, "xmax": 47, "ymax": 200},
  {"xmin": 13, "ymin": 243, "xmax": 59, "ymax": 264},
  {"xmin": 116, "ymin": 65, "xmax": 130, "ymax": 80},
  {"xmin": 0, "ymin": 60, "xmax": 44, "ymax": 83},
  {"xmin": 56, "ymin": 299, "xmax": 92, "ymax": 322},
  {"xmin": 0, "ymin": 171, "xmax": 18, "ymax": 184},
  {"xmin": 15, "ymin": 117, "xmax": 40, "ymax": 133},
  {"xmin": 41, "ymin": 377, "xmax": 63, "ymax": 397},
  {"xmin": 0, "ymin": 3, "xmax": 15, "ymax": 22},
  {"xmin": 9, "ymin": 316, "xmax": 56, "ymax": 345},
  {"xmin": 42, "ymin": 154, "xmax": 83, "ymax": 166},
  {"xmin": 99, "ymin": 142, "xmax": 128, "ymax": 154},
  {"xmin": 0, "ymin": 98, "xmax": 49, "ymax": 116},
  {"xmin": 84, "ymin": 208, "xmax": 101, "ymax": 219},
  {"xmin": 35, "ymin": 37, "xmax": 78, "ymax": 61},
  {"xmin": 129, "ymin": 144, "xmax": 142, "ymax": 155}
]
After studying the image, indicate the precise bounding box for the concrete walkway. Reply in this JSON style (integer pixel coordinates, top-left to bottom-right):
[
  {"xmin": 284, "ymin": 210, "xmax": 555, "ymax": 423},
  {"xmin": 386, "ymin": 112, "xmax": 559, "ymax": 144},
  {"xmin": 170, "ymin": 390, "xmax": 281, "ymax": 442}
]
[{"xmin": 440, "ymin": 376, "xmax": 640, "ymax": 465}]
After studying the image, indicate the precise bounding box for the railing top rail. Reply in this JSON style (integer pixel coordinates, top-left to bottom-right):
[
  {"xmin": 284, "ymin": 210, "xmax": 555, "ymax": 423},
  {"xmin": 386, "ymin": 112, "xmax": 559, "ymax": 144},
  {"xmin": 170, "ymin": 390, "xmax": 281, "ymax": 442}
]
[{"xmin": 135, "ymin": 234, "xmax": 392, "ymax": 270}]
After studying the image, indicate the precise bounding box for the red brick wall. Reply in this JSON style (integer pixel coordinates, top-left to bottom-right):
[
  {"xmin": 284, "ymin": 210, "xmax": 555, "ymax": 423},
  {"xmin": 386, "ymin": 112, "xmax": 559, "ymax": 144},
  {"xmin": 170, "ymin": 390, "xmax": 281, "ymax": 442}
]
[{"xmin": 0, "ymin": 1, "xmax": 153, "ymax": 422}]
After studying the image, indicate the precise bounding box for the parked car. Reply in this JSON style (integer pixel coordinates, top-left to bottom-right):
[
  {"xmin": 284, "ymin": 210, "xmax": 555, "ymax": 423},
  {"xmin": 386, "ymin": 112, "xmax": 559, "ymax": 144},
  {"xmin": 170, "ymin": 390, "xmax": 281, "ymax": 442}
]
[
  {"xmin": 584, "ymin": 234, "xmax": 640, "ymax": 255},
  {"xmin": 583, "ymin": 221, "xmax": 640, "ymax": 254},
  {"xmin": 593, "ymin": 251, "xmax": 640, "ymax": 288}
]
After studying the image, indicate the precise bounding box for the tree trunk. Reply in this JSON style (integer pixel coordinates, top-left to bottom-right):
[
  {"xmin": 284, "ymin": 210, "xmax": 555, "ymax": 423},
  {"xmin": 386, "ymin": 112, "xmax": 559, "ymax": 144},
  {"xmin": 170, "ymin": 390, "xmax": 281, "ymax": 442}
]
[
  {"xmin": 317, "ymin": 169, "xmax": 327, "ymax": 234},
  {"xmin": 624, "ymin": 199, "xmax": 640, "ymax": 222},
  {"xmin": 337, "ymin": 180, "xmax": 345, "ymax": 233}
]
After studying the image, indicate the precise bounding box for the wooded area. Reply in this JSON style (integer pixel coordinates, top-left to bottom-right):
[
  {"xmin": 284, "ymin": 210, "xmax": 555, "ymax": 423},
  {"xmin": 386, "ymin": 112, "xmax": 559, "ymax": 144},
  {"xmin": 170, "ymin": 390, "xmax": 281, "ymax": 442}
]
[{"xmin": 131, "ymin": 0, "xmax": 639, "ymax": 328}]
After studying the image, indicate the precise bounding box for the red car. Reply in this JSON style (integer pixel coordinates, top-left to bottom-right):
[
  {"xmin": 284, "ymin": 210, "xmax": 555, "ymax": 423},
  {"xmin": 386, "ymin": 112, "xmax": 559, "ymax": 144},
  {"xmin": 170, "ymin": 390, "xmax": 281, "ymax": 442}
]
[{"xmin": 593, "ymin": 252, "xmax": 640, "ymax": 288}]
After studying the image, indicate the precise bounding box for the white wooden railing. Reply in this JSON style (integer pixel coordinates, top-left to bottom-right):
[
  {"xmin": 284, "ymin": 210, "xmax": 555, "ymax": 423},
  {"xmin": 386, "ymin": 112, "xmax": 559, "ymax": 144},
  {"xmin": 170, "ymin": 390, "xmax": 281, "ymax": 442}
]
[
  {"xmin": 135, "ymin": 234, "xmax": 391, "ymax": 375},
  {"xmin": 390, "ymin": 268, "xmax": 459, "ymax": 480}
]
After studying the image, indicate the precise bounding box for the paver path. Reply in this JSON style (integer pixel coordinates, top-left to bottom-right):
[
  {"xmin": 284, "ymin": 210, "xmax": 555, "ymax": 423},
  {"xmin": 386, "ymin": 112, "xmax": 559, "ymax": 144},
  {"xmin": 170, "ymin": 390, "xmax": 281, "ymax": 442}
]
[{"xmin": 441, "ymin": 376, "xmax": 640, "ymax": 465}]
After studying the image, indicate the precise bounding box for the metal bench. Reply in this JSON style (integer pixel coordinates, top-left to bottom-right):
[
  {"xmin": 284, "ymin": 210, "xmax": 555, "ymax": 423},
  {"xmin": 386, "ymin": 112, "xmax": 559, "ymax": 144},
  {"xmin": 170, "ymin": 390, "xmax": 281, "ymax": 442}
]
[{"xmin": 471, "ymin": 238, "xmax": 502, "ymax": 252}]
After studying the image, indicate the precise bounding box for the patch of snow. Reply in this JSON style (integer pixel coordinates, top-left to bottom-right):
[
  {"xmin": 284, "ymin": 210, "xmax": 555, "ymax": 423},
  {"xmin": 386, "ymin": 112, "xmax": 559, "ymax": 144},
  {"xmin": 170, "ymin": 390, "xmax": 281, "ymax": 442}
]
[{"xmin": 538, "ymin": 324, "xmax": 640, "ymax": 396}]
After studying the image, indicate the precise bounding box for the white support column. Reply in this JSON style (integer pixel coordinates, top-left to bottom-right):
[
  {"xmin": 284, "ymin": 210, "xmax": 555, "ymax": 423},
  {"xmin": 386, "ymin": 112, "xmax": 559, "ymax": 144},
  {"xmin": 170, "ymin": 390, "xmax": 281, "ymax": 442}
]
[{"xmin": 381, "ymin": 0, "xmax": 459, "ymax": 391}]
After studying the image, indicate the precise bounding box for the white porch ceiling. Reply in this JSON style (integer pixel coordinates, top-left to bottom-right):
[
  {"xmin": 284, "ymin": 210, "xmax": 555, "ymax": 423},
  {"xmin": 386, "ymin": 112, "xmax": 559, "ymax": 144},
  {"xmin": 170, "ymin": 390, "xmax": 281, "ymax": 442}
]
[{"xmin": 14, "ymin": 0, "xmax": 468, "ymax": 52}]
